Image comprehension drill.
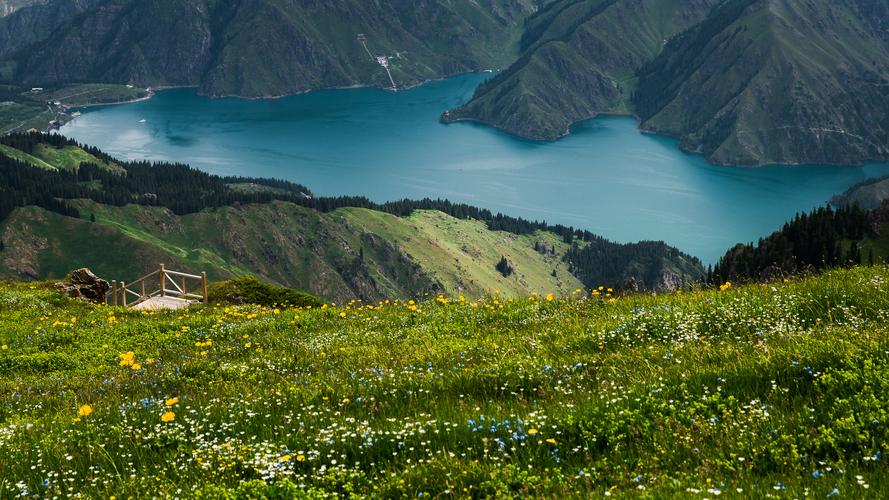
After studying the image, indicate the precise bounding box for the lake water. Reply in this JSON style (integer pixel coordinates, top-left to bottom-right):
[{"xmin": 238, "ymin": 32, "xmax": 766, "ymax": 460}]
[{"xmin": 60, "ymin": 73, "xmax": 889, "ymax": 264}]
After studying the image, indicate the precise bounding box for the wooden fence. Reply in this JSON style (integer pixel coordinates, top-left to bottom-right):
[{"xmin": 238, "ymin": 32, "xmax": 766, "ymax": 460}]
[{"xmin": 107, "ymin": 264, "xmax": 208, "ymax": 307}]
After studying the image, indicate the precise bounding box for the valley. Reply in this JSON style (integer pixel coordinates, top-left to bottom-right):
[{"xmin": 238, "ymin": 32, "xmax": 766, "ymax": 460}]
[
  {"xmin": 2, "ymin": 0, "xmax": 888, "ymax": 166},
  {"xmin": 59, "ymin": 75, "xmax": 889, "ymax": 264},
  {"xmin": 2, "ymin": 3, "xmax": 889, "ymax": 497}
]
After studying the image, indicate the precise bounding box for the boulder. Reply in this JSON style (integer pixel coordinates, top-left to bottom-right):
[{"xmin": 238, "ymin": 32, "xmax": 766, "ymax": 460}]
[{"xmin": 55, "ymin": 268, "xmax": 110, "ymax": 303}]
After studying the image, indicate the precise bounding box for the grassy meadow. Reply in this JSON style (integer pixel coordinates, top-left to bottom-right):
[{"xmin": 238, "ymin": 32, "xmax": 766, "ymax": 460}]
[{"xmin": 1, "ymin": 266, "xmax": 889, "ymax": 497}]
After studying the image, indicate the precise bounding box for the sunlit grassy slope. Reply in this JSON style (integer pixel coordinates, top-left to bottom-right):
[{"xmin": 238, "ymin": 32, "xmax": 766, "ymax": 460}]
[
  {"xmin": 0, "ymin": 144, "xmax": 54, "ymax": 169},
  {"xmin": 1, "ymin": 266, "xmax": 888, "ymax": 497},
  {"xmin": 0, "ymin": 202, "xmax": 583, "ymax": 301}
]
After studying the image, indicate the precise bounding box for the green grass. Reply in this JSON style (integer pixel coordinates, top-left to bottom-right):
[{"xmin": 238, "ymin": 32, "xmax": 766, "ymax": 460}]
[
  {"xmin": 31, "ymin": 144, "xmax": 123, "ymax": 173},
  {"xmin": 1, "ymin": 266, "xmax": 888, "ymax": 497},
  {"xmin": 40, "ymin": 84, "xmax": 149, "ymax": 107},
  {"xmin": 1, "ymin": 202, "xmax": 585, "ymax": 302},
  {"xmin": 859, "ymin": 222, "xmax": 889, "ymax": 263},
  {"xmin": 0, "ymin": 99, "xmax": 52, "ymax": 134},
  {"xmin": 336, "ymin": 208, "xmax": 585, "ymax": 297},
  {"xmin": 0, "ymin": 143, "xmax": 56, "ymax": 169},
  {"xmin": 207, "ymin": 275, "xmax": 322, "ymax": 308}
]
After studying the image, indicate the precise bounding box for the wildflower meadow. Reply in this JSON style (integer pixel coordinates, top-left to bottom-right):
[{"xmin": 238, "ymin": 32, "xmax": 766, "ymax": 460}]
[{"xmin": 2, "ymin": 266, "xmax": 889, "ymax": 497}]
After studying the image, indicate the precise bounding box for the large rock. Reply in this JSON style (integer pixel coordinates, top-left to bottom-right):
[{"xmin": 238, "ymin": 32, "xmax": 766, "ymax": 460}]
[{"xmin": 55, "ymin": 268, "xmax": 110, "ymax": 303}]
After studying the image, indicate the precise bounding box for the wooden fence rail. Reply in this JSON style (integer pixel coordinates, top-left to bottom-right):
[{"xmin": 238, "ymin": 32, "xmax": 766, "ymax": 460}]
[{"xmin": 106, "ymin": 264, "xmax": 208, "ymax": 308}]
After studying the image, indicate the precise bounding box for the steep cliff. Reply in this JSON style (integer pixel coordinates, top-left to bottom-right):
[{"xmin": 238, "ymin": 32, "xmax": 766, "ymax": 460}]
[{"xmin": 634, "ymin": 0, "xmax": 889, "ymax": 166}]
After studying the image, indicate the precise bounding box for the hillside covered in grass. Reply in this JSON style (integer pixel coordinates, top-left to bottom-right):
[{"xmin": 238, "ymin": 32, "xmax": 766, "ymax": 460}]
[
  {"xmin": 0, "ymin": 202, "xmax": 586, "ymax": 302},
  {"xmin": 1, "ymin": 266, "xmax": 888, "ymax": 497},
  {"xmin": 0, "ymin": 133, "xmax": 704, "ymax": 299}
]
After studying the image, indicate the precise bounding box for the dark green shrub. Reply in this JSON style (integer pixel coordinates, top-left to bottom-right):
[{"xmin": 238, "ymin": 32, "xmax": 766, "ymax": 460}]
[{"xmin": 207, "ymin": 276, "xmax": 321, "ymax": 308}]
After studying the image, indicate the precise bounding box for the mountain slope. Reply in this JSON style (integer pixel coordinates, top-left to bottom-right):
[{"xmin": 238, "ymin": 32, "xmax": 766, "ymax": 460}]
[
  {"xmin": 0, "ymin": 202, "xmax": 586, "ymax": 301},
  {"xmin": 0, "ymin": 0, "xmax": 45, "ymax": 17},
  {"xmin": 711, "ymin": 203, "xmax": 889, "ymax": 283},
  {"xmin": 634, "ymin": 0, "xmax": 889, "ymax": 166},
  {"xmin": 446, "ymin": 0, "xmax": 889, "ymax": 166},
  {"xmin": 0, "ymin": 0, "xmax": 102, "ymax": 61},
  {"xmin": 833, "ymin": 176, "xmax": 889, "ymax": 211},
  {"xmin": 442, "ymin": 0, "xmax": 720, "ymax": 139},
  {"xmin": 2, "ymin": 0, "xmax": 537, "ymax": 97}
]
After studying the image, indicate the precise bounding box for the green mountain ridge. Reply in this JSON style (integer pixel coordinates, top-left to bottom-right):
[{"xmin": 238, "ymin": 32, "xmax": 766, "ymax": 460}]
[
  {"xmin": 0, "ymin": 202, "xmax": 586, "ymax": 302},
  {"xmin": 635, "ymin": 0, "xmax": 889, "ymax": 166},
  {"xmin": 1, "ymin": 0, "xmax": 538, "ymax": 98},
  {"xmin": 448, "ymin": 0, "xmax": 889, "ymax": 166},
  {"xmin": 833, "ymin": 175, "xmax": 889, "ymax": 211},
  {"xmin": 443, "ymin": 0, "xmax": 720, "ymax": 140}
]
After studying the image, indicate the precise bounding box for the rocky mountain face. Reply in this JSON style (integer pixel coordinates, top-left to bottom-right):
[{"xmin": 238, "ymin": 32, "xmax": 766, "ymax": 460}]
[
  {"xmin": 448, "ymin": 0, "xmax": 889, "ymax": 166},
  {"xmin": 443, "ymin": 0, "xmax": 721, "ymax": 140},
  {"xmin": 0, "ymin": 0, "xmax": 103, "ymax": 59},
  {"xmin": 635, "ymin": 0, "xmax": 889, "ymax": 166},
  {"xmin": 2, "ymin": 0, "xmax": 538, "ymax": 97}
]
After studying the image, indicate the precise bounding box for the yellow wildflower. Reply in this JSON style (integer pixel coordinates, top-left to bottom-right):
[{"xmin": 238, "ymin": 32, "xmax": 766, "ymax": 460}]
[
  {"xmin": 546, "ymin": 438, "xmax": 557, "ymax": 445},
  {"xmin": 165, "ymin": 397, "xmax": 179, "ymax": 407},
  {"xmin": 78, "ymin": 404, "xmax": 93, "ymax": 417},
  {"xmin": 528, "ymin": 428, "xmax": 538, "ymax": 435},
  {"xmin": 161, "ymin": 411, "xmax": 176, "ymax": 423},
  {"xmin": 119, "ymin": 351, "xmax": 136, "ymax": 367}
]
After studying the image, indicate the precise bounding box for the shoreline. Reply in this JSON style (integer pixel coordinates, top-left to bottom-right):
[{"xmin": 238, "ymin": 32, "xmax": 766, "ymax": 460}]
[
  {"xmin": 57, "ymin": 76, "xmax": 883, "ymax": 170},
  {"xmin": 70, "ymin": 91, "xmax": 156, "ymax": 110},
  {"xmin": 57, "ymin": 70, "xmax": 494, "ymax": 130}
]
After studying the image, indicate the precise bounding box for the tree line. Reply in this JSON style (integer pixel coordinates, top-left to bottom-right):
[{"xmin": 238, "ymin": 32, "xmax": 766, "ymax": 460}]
[{"xmin": 709, "ymin": 204, "xmax": 884, "ymax": 283}]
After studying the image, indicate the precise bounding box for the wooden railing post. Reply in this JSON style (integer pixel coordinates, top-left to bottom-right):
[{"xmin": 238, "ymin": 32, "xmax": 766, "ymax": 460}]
[
  {"xmin": 112, "ymin": 280, "xmax": 118, "ymax": 306},
  {"xmin": 159, "ymin": 264, "xmax": 166, "ymax": 297},
  {"xmin": 182, "ymin": 277, "xmax": 187, "ymax": 298},
  {"xmin": 121, "ymin": 281, "xmax": 127, "ymax": 307},
  {"xmin": 202, "ymin": 272, "xmax": 208, "ymax": 304},
  {"xmin": 141, "ymin": 280, "xmax": 146, "ymax": 298}
]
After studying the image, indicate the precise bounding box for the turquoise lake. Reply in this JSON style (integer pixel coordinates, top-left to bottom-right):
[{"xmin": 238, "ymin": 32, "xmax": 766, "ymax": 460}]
[{"xmin": 60, "ymin": 73, "xmax": 889, "ymax": 264}]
